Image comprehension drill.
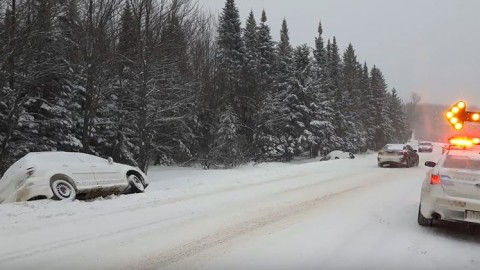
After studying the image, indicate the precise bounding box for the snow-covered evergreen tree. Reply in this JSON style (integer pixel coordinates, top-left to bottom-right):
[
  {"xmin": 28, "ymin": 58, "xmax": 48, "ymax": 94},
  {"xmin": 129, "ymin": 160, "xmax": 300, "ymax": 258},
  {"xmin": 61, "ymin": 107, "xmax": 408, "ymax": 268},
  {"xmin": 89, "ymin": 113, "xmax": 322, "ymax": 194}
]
[
  {"xmin": 216, "ymin": 0, "xmax": 244, "ymax": 107},
  {"xmin": 209, "ymin": 106, "xmax": 241, "ymax": 167},
  {"xmin": 257, "ymin": 10, "xmax": 275, "ymax": 95},
  {"xmin": 339, "ymin": 44, "xmax": 367, "ymax": 152},
  {"xmin": 370, "ymin": 66, "xmax": 392, "ymax": 150},
  {"xmin": 387, "ymin": 88, "xmax": 410, "ymax": 143}
]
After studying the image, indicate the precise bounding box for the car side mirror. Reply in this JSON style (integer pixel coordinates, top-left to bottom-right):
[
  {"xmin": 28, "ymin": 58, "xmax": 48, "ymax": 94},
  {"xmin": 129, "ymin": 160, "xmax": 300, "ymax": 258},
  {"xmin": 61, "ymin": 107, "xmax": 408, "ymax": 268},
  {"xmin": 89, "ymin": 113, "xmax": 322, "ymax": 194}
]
[
  {"xmin": 425, "ymin": 161, "xmax": 436, "ymax": 168},
  {"xmin": 108, "ymin": 157, "xmax": 114, "ymax": 165}
]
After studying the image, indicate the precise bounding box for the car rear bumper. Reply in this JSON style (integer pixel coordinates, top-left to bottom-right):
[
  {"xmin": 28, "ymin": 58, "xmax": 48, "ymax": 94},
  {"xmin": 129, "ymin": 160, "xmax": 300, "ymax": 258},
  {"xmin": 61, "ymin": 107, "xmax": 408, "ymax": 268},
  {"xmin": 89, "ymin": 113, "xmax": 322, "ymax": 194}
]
[
  {"xmin": 378, "ymin": 156, "xmax": 405, "ymax": 165},
  {"xmin": 421, "ymin": 186, "xmax": 480, "ymax": 224}
]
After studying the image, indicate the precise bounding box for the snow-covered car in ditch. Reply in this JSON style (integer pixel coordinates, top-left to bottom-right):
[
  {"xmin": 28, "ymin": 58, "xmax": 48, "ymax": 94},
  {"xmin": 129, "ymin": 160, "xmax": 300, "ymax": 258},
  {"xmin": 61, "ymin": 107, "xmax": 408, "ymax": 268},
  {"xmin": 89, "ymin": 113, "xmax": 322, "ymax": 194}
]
[
  {"xmin": 0, "ymin": 152, "xmax": 148, "ymax": 203},
  {"xmin": 418, "ymin": 145, "xmax": 480, "ymax": 226},
  {"xmin": 320, "ymin": 150, "xmax": 355, "ymax": 161},
  {"xmin": 377, "ymin": 144, "xmax": 419, "ymax": 168},
  {"xmin": 418, "ymin": 142, "xmax": 434, "ymax": 152}
]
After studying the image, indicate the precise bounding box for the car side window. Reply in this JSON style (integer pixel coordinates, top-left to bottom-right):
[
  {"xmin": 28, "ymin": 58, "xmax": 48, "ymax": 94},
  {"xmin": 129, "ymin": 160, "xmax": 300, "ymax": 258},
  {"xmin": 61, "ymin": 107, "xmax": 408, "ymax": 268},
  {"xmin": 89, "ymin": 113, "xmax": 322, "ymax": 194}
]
[
  {"xmin": 76, "ymin": 153, "xmax": 107, "ymax": 164},
  {"xmin": 46, "ymin": 153, "xmax": 83, "ymax": 163}
]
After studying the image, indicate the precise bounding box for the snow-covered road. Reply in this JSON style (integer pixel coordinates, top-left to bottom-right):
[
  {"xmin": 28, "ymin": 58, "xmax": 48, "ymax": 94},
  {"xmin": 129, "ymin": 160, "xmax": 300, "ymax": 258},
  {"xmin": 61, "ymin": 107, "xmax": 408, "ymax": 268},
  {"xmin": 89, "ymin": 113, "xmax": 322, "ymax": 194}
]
[{"xmin": 1, "ymin": 146, "xmax": 480, "ymax": 270}]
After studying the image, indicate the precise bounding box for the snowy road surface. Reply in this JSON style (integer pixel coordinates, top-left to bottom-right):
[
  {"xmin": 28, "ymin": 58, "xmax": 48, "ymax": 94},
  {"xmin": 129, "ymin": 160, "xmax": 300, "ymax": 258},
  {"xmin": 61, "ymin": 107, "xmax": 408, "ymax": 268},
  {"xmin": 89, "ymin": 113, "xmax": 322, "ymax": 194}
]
[{"xmin": 1, "ymin": 145, "xmax": 480, "ymax": 270}]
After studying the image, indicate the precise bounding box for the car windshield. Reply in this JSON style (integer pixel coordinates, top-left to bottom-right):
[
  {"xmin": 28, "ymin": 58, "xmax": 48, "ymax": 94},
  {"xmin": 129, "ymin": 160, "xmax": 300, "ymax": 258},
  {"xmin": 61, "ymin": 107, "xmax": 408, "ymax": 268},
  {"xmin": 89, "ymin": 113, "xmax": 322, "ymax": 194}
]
[{"xmin": 444, "ymin": 156, "xmax": 480, "ymax": 170}]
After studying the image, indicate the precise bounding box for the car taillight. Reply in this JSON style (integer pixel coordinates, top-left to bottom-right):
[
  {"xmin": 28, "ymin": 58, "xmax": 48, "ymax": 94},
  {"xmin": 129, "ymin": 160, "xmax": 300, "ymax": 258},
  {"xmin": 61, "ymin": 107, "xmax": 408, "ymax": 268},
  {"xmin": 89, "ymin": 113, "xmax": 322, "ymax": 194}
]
[
  {"xmin": 431, "ymin": 174, "xmax": 441, "ymax": 185},
  {"xmin": 26, "ymin": 167, "xmax": 35, "ymax": 178},
  {"xmin": 398, "ymin": 150, "xmax": 406, "ymax": 156}
]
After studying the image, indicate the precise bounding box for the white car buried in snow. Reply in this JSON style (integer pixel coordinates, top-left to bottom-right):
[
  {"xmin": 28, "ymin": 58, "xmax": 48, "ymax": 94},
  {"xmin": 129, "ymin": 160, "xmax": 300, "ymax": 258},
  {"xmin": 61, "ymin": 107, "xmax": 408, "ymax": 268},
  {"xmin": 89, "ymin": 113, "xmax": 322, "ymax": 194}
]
[
  {"xmin": 418, "ymin": 145, "xmax": 480, "ymax": 226},
  {"xmin": 320, "ymin": 150, "xmax": 355, "ymax": 161},
  {"xmin": 0, "ymin": 152, "xmax": 148, "ymax": 204}
]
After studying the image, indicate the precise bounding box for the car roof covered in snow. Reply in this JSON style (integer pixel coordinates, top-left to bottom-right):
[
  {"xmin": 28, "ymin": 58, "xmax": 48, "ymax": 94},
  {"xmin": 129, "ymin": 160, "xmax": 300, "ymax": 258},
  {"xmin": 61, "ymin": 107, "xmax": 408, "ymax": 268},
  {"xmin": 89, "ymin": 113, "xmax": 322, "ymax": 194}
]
[{"xmin": 383, "ymin": 144, "xmax": 406, "ymax": 150}]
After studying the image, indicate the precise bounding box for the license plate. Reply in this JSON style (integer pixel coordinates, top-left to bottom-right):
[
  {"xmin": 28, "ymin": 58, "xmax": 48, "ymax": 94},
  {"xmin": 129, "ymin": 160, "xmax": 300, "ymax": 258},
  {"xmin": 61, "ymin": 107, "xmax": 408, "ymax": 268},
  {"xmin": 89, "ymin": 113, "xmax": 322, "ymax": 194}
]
[{"xmin": 465, "ymin": 210, "xmax": 480, "ymax": 222}]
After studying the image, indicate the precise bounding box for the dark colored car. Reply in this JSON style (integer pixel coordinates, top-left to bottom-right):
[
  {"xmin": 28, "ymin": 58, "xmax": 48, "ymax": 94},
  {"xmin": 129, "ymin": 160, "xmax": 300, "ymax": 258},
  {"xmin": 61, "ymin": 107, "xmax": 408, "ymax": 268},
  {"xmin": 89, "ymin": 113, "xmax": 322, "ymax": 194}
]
[{"xmin": 378, "ymin": 144, "xmax": 420, "ymax": 168}]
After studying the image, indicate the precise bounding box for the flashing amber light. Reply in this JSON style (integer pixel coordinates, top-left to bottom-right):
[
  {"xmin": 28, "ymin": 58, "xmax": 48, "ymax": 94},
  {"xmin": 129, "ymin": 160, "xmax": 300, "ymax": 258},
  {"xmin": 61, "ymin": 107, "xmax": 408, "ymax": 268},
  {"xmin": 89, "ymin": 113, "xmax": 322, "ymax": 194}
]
[
  {"xmin": 450, "ymin": 138, "xmax": 473, "ymax": 147},
  {"xmin": 457, "ymin": 101, "xmax": 466, "ymax": 109},
  {"xmin": 452, "ymin": 107, "xmax": 460, "ymax": 114},
  {"xmin": 448, "ymin": 136, "xmax": 480, "ymax": 147},
  {"xmin": 454, "ymin": 123, "xmax": 463, "ymax": 130},
  {"xmin": 450, "ymin": 117, "xmax": 458, "ymax": 124},
  {"xmin": 446, "ymin": 112, "xmax": 454, "ymax": 119},
  {"xmin": 473, "ymin": 113, "xmax": 480, "ymax": 121}
]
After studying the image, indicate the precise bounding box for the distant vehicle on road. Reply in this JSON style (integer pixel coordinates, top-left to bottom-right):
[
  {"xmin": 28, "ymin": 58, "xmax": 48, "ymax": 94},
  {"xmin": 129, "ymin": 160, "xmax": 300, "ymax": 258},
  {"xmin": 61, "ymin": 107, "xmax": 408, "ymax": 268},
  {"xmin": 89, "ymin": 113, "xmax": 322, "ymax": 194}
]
[
  {"xmin": 377, "ymin": 144, "xmax": 419, "ymax": 168},
  {"xmin": 0, "ymin": 152, "xmax": 148, "ymax": 204},
  {"xmin": 419, "ymin": 144, "xmax": 480, "ymax": 227},
  {"xmin": 418, "ymin": 142, "xmax": 434, "ymax": 153},
  {"xmin": 320, "ymin": 150, "xmax": 355, "ymax": 161}
]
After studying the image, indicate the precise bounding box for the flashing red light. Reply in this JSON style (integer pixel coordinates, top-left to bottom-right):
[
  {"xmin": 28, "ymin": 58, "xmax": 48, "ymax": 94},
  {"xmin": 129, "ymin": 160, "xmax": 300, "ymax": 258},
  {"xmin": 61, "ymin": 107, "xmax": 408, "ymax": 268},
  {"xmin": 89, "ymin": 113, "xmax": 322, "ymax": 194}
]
[{"xmin": 431, "ymin": 174, "xmax": 441, "ymax": 185}]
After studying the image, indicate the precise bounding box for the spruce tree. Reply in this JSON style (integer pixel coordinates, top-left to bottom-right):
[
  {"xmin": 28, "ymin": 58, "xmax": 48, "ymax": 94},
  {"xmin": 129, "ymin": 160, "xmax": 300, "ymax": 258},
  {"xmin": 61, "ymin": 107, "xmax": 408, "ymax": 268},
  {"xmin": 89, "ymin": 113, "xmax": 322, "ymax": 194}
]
[
  {"xmin": 209, "ymin": 106, "xmax": 241, "ymax": 167},
  {"xmin": 242, "ymin": 10, "xmax": 259, "ymax": 138},
  {"xmin": 257, "ymin": 10, "xmax": 275, "ymax": 95},
  {"xmin": 216, "ymin": 0, "xmax": 244, "ymax": 107},
  {"xmin": 370, "ymin": 66, "xmax": 392, "ymax": 150},
  {"xmin": 388, "ymin": 89, "xmax": 410, "ymax": 143}
]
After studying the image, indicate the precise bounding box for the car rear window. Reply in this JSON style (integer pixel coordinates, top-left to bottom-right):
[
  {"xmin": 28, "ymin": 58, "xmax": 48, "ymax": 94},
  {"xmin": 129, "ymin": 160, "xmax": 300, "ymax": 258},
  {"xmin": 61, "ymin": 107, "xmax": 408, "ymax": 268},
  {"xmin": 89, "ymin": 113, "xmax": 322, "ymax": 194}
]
[
  {"xmin": 444, "ymin": 157, "xmax": 468, "ymax": 169},
  {"xmin": 383, "ymin": 145, "xmax": 405, "ymax": 151},
  {"xmin": 420, "ymin": 143, "xmax": 432, "ymax": 146},
  {"xmin": 444, "ymin": 156, "xmax": 480, "ymax": 170}
]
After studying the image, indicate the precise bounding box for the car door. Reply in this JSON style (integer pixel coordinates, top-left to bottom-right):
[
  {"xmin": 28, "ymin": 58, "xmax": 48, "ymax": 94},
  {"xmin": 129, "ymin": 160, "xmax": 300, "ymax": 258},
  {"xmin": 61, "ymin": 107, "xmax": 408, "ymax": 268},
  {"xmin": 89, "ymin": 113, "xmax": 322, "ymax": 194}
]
[
  {"xmin": 75, "ymin": 154, "xmax": 123, "ymax": 187},
  {"xmin": 58, "ymin": 153, "xmax": 97, "ymax": 188}
]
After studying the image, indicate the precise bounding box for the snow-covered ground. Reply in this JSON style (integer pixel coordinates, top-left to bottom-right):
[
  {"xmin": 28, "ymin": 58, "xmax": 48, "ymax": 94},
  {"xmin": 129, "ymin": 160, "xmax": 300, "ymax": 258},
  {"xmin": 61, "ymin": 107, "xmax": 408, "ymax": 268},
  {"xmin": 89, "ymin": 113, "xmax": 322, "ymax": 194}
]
[{"xmin": 1, "ymin": 146, "xmax": 480, "ymax": 270}]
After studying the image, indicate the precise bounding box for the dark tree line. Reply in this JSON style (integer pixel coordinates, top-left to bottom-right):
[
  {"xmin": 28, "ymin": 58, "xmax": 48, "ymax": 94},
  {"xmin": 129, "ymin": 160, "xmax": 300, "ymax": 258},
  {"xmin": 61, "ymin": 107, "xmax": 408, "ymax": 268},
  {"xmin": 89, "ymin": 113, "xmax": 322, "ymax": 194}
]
[{"xmin": 0, "ymin": 0, "xmax": 410, "ymax": 174}]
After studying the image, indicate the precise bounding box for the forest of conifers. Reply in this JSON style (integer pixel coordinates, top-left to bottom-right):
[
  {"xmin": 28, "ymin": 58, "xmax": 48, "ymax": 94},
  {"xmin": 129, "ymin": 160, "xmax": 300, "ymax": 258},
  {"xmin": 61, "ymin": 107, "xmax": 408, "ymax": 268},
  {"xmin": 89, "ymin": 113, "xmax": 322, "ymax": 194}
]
[{"xmin": 0, "ymin": 0, "xmax": 411, "ymax": 173}]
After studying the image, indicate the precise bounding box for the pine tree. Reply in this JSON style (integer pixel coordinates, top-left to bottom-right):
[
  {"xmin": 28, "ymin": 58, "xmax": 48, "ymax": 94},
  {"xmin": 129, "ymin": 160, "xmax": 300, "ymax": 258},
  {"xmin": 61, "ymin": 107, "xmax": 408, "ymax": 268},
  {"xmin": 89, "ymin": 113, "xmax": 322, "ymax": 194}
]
[
  {"xmin": 118, "ymin": 1, "xmax": 137, "ymax": 65},
  {"xmin": 241, "ymin": 10, "xmax": 259, "ymax": 141},
  {"xmin": 329, "ymin": 36, "xmax": 342, "ymax": 102},
  {"xmin": 358, "ymin": 62, "xmax": 376, "ymax": 150},
  {"xmin": 370, "ymin": 66, "xmax": 392, "ymax": 150},
  {"xmin": 253, "ymin": 10, "xmax": 278, "ymax": 161},
  {"xmin": 274, "ymin": 18, "xmax": 296, "ymax": 160},
  {"xmin": 338, "ymin": 43, "xmax": 367, "ymax": 152},
  {"xmin": 388, "ymin": 88, "xmax": 410, "ymax": 143},
  {"xmin": 216, "ymin": 0, "xmax": 244, "ymax": 107},
  {"xmin": 257, "ymin": 10, "xmax": 275, "ymax": 94},
  {"xmin": 313, "ymin": 21, "xmax": 326, "ymax": 73},
  {"xmin": 209, "ymin": 106, "xmax": 241, "ymax": 167},
  {"xmin": 214, "ymin": 0, "xmax": 245, "ymax": 165}
]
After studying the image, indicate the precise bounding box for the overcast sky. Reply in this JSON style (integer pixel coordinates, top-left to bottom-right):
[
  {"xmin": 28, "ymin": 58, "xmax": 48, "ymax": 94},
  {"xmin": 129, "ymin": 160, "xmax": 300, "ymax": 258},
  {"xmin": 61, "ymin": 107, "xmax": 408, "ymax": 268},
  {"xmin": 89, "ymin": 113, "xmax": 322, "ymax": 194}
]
[{"xmin": 200, "ymin": 0, "xmax": 480, "ymax": 105}]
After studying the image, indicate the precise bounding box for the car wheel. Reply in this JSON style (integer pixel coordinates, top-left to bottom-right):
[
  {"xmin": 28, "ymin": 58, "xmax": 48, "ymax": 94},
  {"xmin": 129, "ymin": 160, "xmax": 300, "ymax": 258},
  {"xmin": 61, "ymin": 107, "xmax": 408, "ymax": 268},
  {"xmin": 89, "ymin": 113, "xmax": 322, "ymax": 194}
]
[
  {"xmin": 417, "ymin": 205, "xmax": 433, "ymax": 227},
  {"xmin": 51, "ymin": 179, "xmax": 77, "ymax": 201},
  {"xmin": 128, "ymin": 174, "xmax": 145, "ymax": 193}
]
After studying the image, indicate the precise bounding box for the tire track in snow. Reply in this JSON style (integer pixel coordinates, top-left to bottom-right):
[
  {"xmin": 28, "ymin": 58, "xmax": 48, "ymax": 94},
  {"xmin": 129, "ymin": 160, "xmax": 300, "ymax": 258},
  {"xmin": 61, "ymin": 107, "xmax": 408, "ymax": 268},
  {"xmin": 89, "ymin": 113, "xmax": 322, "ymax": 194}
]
[
  {"xmin": 0, "ymin": 167, "xmax": 386, "ymax": 265},
  {"xmin": 133, "ymin": 169, "xmax": 401, "ymax": 269},
  {"xmin": 0, "ymin": 164, "xmax": 368, "ymax": 234}
]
